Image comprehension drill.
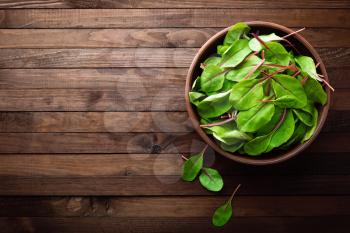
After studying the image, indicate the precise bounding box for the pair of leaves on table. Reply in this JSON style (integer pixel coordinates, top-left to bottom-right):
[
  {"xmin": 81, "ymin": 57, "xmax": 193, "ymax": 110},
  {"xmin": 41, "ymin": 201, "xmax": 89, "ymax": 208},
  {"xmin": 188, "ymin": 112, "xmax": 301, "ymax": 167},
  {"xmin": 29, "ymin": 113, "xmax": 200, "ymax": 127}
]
[
  {"xmin": 181, "ymin": 146, "xmax": 241, "ymax": 227},
  {"xmin": 182, "ymin": 146, "xmax": 223, "ymax": 192}
]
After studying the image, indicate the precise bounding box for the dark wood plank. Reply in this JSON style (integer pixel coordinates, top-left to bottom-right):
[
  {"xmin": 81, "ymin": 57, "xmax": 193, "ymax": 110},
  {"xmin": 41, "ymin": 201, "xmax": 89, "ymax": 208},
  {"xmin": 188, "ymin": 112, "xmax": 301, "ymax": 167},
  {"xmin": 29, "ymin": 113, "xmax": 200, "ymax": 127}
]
[
  {"xmin": 0, "ymin": 132, "xmax": 347, "ymax": 154},
  {"xmin": 0, "ymin": 68, "xmax": 347, "ymax": 90},
  {"xmin": 0, "ymin": 9, "xmax": 348, "ymax": 28},
  {"xmin": 0, "ymin": 112, "xmax": 192, "ymax": 133},
  {"xmin": 0, "ymin": 175, "xmax": 349, "ymax": 195},
  {"xmin": 0, "ymin": 48, "xmax": 347, "ymax": 68},
  {"xmin": 0, "ymin": 0, "xmax": 349, "ymax": 8},
  {"xmin": 0, "ymin": 196, "xmax": 349, "ymax": 217},
  {"xmin": 0, "ymin": 28, "xmax": 349, "ymax": 48},
  {"xmin": 0, "ymin": 110, "xmax": 347, "ymax": 133},
  {"xmin": 0, "ymin": 88, "xmax": 347, "ymax": 111},
  {"xmin": 0, "ymin": 217, "xmax": 349, "ymax": 233},
  {"xmin": 0, "ymin": 152, "xmax": 349, "ymax": 177}
]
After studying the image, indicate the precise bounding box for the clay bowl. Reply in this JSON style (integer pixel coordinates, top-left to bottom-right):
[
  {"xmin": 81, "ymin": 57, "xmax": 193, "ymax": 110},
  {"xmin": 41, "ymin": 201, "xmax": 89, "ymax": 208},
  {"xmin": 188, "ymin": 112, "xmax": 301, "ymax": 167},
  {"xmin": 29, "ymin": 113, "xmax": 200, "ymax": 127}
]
[{"xmin": 185, "ymin": 21, "xmax": 331, "ymax": 166}]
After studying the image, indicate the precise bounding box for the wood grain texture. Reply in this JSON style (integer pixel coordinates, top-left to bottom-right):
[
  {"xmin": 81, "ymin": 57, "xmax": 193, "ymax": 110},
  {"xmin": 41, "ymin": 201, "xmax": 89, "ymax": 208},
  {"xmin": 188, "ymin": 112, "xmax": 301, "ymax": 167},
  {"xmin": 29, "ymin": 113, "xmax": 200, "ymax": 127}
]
[
  {"xmin": 0, "ymin": 0, "xmax": 349, "ymax": 8},
  {"xmin": 0, "ymin": 196, "xmax": 349, "ymax": 217},
  {"xmin": 0, "ymin": 217, "xmax": 349, "ymax": 233},
  {"xmin": 0, "ymin": 88, "xmax": 347, "ymax": 111},
  {"xmin": 0, "ymin": 68, "xmax": 347, "ymax": 90},
  {"xmin": 0, "ymin": 28, "xmax": 349, "ymax": 48},
  {"xmin": 0, "ymin": 9, "xmax": 349, "ymax": 28},
  {"xmin": 0, "ymin": 48, "xmax": 347, "ymax": 68},
  {"xmin": 0, "ymin": 110, "xmax": 348, "ymax": 133},
  {"xmin": 0, "ymin": 175, "xmax": 349, "ymax": 195},
  {"xmin": 0, "ymin": 152, "xmax": 349, "ymax": 177},
  {"xmin": 0, "ymin": 132, "xmax": 347, "ymax": 154}
]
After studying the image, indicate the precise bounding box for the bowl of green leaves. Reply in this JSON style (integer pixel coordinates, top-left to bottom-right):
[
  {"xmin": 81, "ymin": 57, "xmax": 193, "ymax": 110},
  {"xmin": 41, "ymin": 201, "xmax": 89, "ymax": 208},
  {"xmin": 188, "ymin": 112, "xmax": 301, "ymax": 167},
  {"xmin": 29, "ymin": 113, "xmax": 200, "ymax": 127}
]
[{"xmin": 185, "ymin": 21, "xmax": 332, "ymax": 165}]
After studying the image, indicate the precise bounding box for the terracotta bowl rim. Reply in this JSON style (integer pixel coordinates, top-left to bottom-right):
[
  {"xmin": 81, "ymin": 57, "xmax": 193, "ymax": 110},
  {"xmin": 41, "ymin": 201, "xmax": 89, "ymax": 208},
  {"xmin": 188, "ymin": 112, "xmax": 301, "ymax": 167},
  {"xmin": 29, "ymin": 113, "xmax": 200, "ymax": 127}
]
[{"xmin": 185, "ymin": 21, "xmax": 331, "ymax": 166}]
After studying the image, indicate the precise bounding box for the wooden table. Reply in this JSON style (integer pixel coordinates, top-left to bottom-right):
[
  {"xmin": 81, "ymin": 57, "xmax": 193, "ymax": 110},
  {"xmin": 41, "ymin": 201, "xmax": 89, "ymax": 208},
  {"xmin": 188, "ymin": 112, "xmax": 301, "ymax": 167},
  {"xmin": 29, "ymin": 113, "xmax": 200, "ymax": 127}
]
[{"xmin": 0, "ymin": 1, "xmax": 349, "ymax": 232}]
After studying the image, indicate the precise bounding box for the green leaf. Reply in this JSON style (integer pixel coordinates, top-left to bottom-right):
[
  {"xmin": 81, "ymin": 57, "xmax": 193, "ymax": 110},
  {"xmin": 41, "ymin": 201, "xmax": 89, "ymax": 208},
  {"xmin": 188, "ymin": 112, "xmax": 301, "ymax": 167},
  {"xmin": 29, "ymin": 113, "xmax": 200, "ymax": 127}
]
[
  {"xmin": 219, "ymin": 141, "xmax": 245, "ymax": 153},
  {"xmin": 243, "ymin": 133, "xmax": 273, "ymax": 156},
  {"xmin": 302, "ymin": 107, "xmax": 319, "ymax": 143},
  {"xmin": 229, "ymin": 79, "xmax": 265, "ymax": 110},
  {"xmin": 189, "ymin": 91, "xmax": 206, "ymax": 106},
  {"xmin": 192, "ymin": 76, "xmax": 201, "ymax": 91},
  {"xmin": 223, "ymin": 22, "xmax": 250, "ymax": 45},
  {"xmin": 281, "ymin": 121, "xmax": 308, "ymax": 149},
  {"xmin": 272, "ymin": 74, "xmax": 307, "ymax": 109},
  {"xmin": 199, "ymin": 168, "xmax": 224, "ymax": 192},
  {"xmin": 225, "ymin": 55, "xmax": 263, "ymax": 81},
  {"xmin": 256, "ymin": 106, "xmax": 283, "ymax": 136},
  {"xmin": 295, "ymin": 56, "xmax": 322, "ymax": 81},
  {"xmin": 236, "ymin": 101, "xmax": 275, "ymax": 133},
  {"xmin": 197, "ymin": 90, "xmax": 232, "ymax": 118},
  {"xmin": 200, "ymin": 64, "xmax": 225, "ymax": 93},
  {"xmin": 212, "ymin": 184, "xmax": 241, "ymax": 227},
  {"xmin": 249, "ymin": 33, "xmax": 282, "ymax": 51},
  {"xmin": 217, "ymin": 45, "xmax": 230, "ymax": 56},
  {"xmin": 265, "ymin": 110, "xmax": 295, "ymax": 152},
  {"xmin": 292, "ymin": 103, "xmax": 314, "ymax": 126},
  {"xmin": 203, "ymin": 56, "xmax": 221, "ymax": 66},
  {"xmin": 219, "ymin": 79, "xmax": 237, "ymax": 92},
  {"xmin": 264, "ymin": 42, "xmax": 291, "ymax": 66},
  {"xmin": 220, "ymin": 39, "xmax": 252, "ymax": 68},
  {"xmin": 304, "ymin": 78, "xmax": 327, "ymax": 105},
  {"xmin": 181, "ymin": 151, "xmax": 204, "ymax": 182}
]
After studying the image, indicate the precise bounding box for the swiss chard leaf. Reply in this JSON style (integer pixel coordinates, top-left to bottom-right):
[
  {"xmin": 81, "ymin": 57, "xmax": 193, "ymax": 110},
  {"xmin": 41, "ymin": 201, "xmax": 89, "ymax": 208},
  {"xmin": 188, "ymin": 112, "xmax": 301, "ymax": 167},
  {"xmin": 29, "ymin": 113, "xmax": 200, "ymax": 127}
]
[
  {"xmin": 304, "ymin": 78, "xmax": 327, "ymax": 105},
  {"xmin": 225, "ymin": 55, "xmax": 263, "ymax": 81},
  {"xmin": 229, "ymin": 79, "xmax": 265, "ymax": 110},
  {"xmin": 189, "ymin": 91, "xmax": 206, "ymax": 106},
  {"xmin": 236, "ymin": 101, "xmax": 275, "ymax": 133},
  {"xmin": 281, "ymin": 121, "xmax": 308, "ymax": 149},
  {"xmin": 223, "ymin": 22, "xmax": 250, "ymax": 45},
  {"xmin": 295, "ymin": 56, "xmax": 322, "ymax": 81},
  {"xmin": 181, "ymin": 152, "xmax": 204, "ymax": 182},
  {"xmin": 302, "ymin": 106, "xmax": 319, "ymax": 143},
  {"xmin": 272, "ymin": 74, "xmax": 307, "ymax": 109},
  {"xmin": 292, "ymin": 102, "xmax": 314, "ymax": 126},
  {"xmin": 203, "ymin": 56, "xmax": 221, "ymax": 66},
  {"xmin": 200, "ymin": 64, "xmax": 226, "ymax": 93},
  {"xmin": 199, "ymin": 168, "xmax": 224, "ymax": 192},
  {"xmin": 249, "ymin": 33, "xmax": 282, "ymax": 51},
  {"xmin": 220, "ymin": 39, "xmax": 252, "ymax": 68},
  {"xmin": 264, "ymin": 42, "xmax": 291, "ymax": 66},
  {"xmin": 197, "ymin": 90, "xmax": 232, "ymax": 118}
]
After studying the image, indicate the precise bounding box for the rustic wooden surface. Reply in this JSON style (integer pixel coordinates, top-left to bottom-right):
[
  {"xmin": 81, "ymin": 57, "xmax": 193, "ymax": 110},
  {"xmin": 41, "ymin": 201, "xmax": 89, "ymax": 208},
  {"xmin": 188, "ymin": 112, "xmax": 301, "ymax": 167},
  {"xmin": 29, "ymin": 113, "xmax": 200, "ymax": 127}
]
[{"xmin": 0, "ymin": 0, "xmax": 349, "ymax": 232}]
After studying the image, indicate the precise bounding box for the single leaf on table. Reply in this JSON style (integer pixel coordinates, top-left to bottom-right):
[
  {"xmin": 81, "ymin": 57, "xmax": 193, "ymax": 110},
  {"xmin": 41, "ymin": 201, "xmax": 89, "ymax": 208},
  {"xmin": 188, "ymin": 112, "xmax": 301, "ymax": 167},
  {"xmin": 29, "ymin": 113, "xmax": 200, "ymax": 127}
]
[
  {"xmin": 303, "ymin": 78, "xmax": 327, "ymax": 105},
  {"xmin": 265, "ymin": 110, "xmax": 295, "ymax": 152},
  {"xmin": 295, "ymin": 56, "xmax": 322, "ymax": 81},
  {"xmin": 200, "ymin": 64, "xmax": 226, "ymax": 93},
  {"xmin": 181, "ymin": 146, "xmax": 207, "ymax": 181},
  {"xmin": 264, "ymin": 42, "xmax": 291, "ymax": 66},
  {"xmin": 249, "ymin": 33, "xmax": 283, "ymax": 51},
  {"xmin": 229, "ymin": 78, "xmax": 265, "ymax": 110},
  {"xmin": 236, "ymin": 101, "xmax": 275, "ymax": 133},
  {"xmin": 302, "ymin": 107, "xmax": 319, "ymax": 143},
  {"xmin": 292, "ymin": 102, "xmax": 314, "ymax": 126},
  {"xmin": 197, "ymin": 90, "xmax": 232, "ymax": 118},
  {"xmin": 272, "ymin": 74, "xmax": 307, "ymax": 109},
  {"xmin": 199, "ymin": 168, "xmax": 224, "ymax": 192},
  {"xmin": 220, "ymin": 39, "xmax": 252, "ymax": 68},
  {"xmin": 212, "ymin": 184, "xmax": 241, "ymax": 227},
  {"xmin": 189, "ymin": 91, "xmax": 206, "ymax": 106},
  {"xmin": 223, "ymin": 22, "xmax": 250, "ymax": 45},
  {"xmin": 225, "ymin": 55, "xmax": 263, "ymax": 81}
]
